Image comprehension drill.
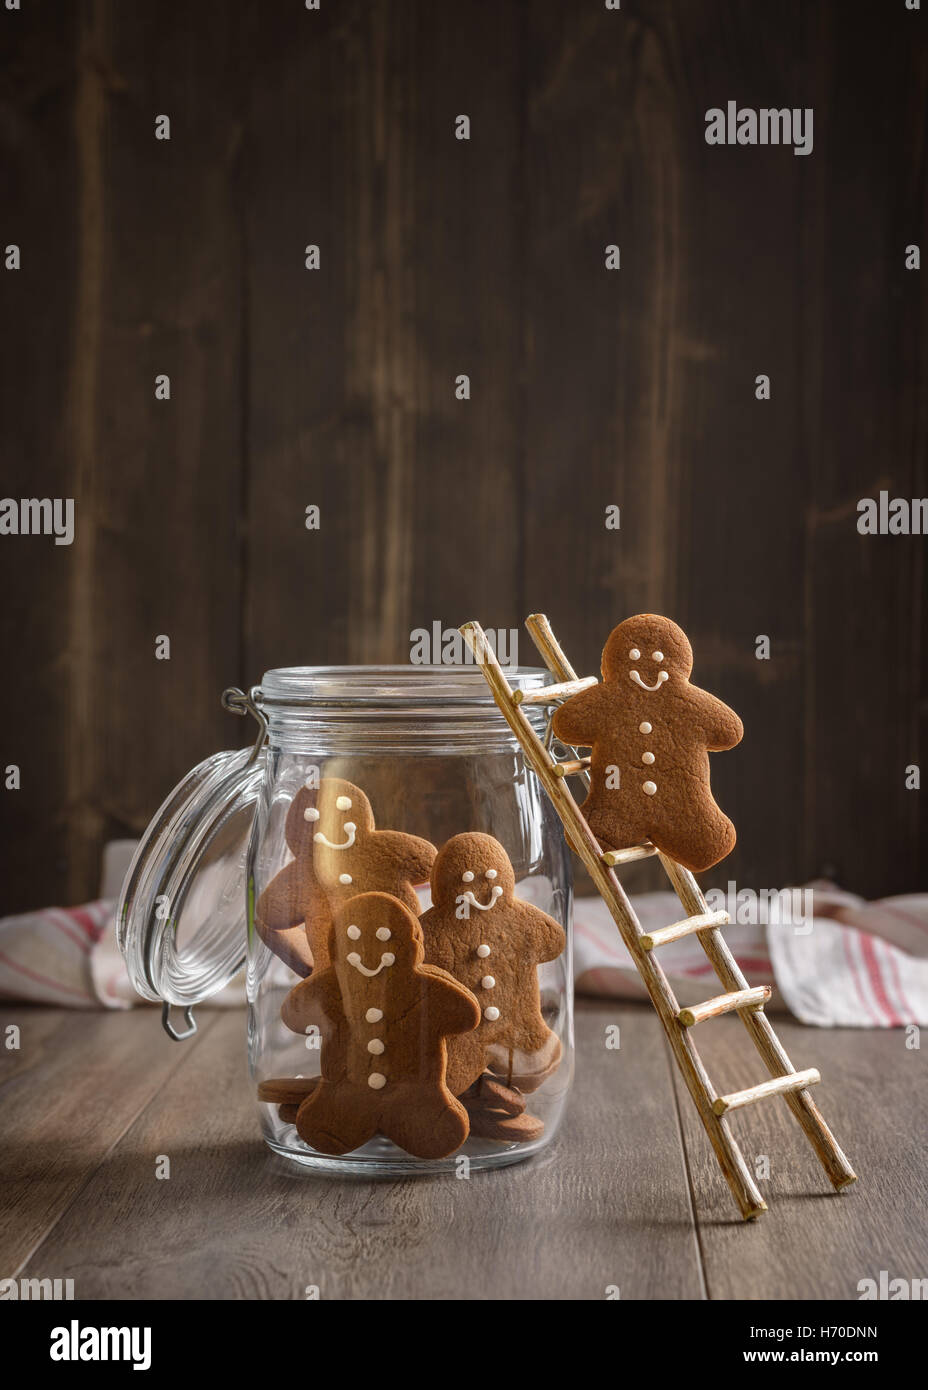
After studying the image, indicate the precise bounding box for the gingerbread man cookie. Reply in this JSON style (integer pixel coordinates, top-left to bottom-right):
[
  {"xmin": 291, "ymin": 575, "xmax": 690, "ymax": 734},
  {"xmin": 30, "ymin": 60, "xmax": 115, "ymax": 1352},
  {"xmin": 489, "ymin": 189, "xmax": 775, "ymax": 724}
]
[
  {"xmin": 280, "ymin": 892, "xmax": 480, "ymax": 1159},
  {"xmin": 419, "ymin": 833, "xmax": 566, "ymax": 1097},
  {"xmin": 255, "ymin": 778, "xmax": 436, "ymax": 976},
  {"xmin": 551, "ymin": 614, "xmax": 743, "ymax": 872}
]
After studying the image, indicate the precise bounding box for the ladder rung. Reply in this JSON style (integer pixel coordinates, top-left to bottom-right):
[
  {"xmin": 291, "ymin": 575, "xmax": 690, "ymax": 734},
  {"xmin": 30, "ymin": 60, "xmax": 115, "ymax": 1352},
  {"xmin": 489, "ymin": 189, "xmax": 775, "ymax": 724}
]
[
  {"xmin": 552, "ymin": 756, "xmax": 591, "ymax": 778},
  {"xmin": 640, "ymin": 909, "xmax": 729, "ymax": 951},
  {"xmin": 601, "ymin": 843, "xmax": 659, "ymax": 866},
  {"xmin": 713, "ymin": 1068, "xmax": 821, "ymax": 1116},
  {"xmin": 678, "ymin": 985, "xmax": 771, "ymax": 1027},
  {"xmin": 513, "ymin": 676, "xmax": 597, "ymax": 705}
]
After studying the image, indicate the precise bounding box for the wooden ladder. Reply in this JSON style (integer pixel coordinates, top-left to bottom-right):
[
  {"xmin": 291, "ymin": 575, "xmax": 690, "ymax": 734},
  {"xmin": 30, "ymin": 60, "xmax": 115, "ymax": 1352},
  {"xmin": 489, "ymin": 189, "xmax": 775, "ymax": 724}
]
[{"xmin": 461, "ymin": 614, "xmax": 857, "ymax": 1221}]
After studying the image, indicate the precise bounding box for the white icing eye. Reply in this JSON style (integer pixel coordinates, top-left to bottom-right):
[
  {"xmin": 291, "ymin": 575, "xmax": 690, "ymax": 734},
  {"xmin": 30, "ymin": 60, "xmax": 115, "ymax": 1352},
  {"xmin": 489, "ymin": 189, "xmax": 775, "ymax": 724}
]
[
  {"xmin": 375, "ymin": 927, "xmax": 391, "ymax": 941},
  {"xmin": 335, "ymin": 796, "xmax": 352, "ymax": 810},
  {"xmin": 652, "ymin": 651, "xmax": 664, "ymax": 663},
  {"xmin": 485, "ymin": 869, "xmax": 498, "ymax": 880},
  {"xmin": 303, "ymin": 807, "xmax": 320, "ymax": 822},
  {"xmin": 462, "ymin": 871, "xmax": 474, "ymax": 882},
  {"xmin": 629, "ymin": 648, "xmax": 640, "ymax": 660},
  {"xmin": 346, "ymin": 925, "xmax": 361, "ymax": 940}
]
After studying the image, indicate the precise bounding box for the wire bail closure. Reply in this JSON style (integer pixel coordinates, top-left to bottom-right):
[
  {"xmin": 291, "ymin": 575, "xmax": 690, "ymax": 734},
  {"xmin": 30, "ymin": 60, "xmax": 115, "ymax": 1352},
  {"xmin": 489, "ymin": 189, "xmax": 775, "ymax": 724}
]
[
  {"xmin": 221, "ymin": 685, "xmax": 268, "ymax": 764},
  {"xmin": 161, "ymin": 1002, "xmax": 197, "ymax": 1041}
]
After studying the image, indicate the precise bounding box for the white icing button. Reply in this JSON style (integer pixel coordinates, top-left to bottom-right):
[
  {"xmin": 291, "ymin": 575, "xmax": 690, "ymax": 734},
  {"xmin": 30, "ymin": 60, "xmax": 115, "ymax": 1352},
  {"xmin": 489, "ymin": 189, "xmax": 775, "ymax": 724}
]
[
  {"xmin": 365, "ymin": 1008, "xmax": 383, "ymax": 1023},
  {"xmin": 346, "ymin": 925, "xmax": 361, "ymax": 940},
  {"xmin": 303, "ymin": 807, "xmax": 320, "ymax": 821},
  {"xmin": 639, "ymin": 722, "xmax": 652, "ymax": 734},
  {"xmin": 481, "ymin": 975, "xmax": 496, "ymax": 990},
  {"xmin": 642, "ymin": 780, "xmax": 658, "ymax": 796},
  {"xmin": 484, "ymin": 1006, "xmax": 500, "ymax": 1022},
  {"xmin": 485, "ymin": 868, "xmax": 497, "ymax": 880},
  {"xmin": 476, "ymin": 944, "xmax": 491, "ymax": 959},
  {"xmin": 462, "ymin": 870, "xmax": 474, "ymax": 882},
  {"xmin": 367, "ymin": 1073, "xmax": 386, "ymax": 1089},
  {"xmin": 338, "ymin": 873, "xmax": 353, "ymax": 885},
  {"xmin": 641, "ymin": 752, "xmax": 655, "ymax": 765},
  {"xmin": 367, "ymin": 1038, "xmax": 384, "ymax": 1055},
  {"xmin": 335, "ymin": 796, "xmax": 352, "ymax": 810},
  {"xmin": 375, "ymin": 927, "xmax": 391, "ymax": 941}
]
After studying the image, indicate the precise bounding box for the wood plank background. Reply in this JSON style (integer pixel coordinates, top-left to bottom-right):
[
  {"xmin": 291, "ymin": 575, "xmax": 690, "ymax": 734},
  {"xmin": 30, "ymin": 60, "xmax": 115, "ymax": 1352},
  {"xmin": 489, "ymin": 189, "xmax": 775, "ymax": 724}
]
[{"xmin": 1, "ymin": 0, "xmax": 926, "ymax": 912}]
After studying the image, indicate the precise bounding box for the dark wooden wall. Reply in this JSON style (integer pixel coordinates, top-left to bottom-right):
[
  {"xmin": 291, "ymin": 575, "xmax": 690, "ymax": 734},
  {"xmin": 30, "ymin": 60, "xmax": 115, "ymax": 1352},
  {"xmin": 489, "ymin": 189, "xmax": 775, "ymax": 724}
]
[{"xmin": 1, "ymin": 0, "xmax": 926, "ymax": 912}]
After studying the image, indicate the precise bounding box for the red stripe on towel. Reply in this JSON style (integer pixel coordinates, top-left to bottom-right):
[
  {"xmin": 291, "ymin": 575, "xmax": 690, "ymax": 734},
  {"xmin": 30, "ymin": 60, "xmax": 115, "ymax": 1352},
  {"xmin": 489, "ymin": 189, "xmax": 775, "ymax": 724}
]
[
  {"xmin": 0, "ymin": 950, "xmax": 94, "ymax": 1002},
  {"xmin": 860, "ymin": 933, "xmax": 901, "ymax": 1026}
]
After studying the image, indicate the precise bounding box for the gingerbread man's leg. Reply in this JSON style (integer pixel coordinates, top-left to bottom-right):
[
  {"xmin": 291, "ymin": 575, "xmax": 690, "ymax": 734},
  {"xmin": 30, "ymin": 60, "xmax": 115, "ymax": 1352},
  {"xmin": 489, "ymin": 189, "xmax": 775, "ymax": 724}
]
[
  {"xmin": 444, "ymin": 1035, "xmax": 489, "ymax": 1098},
  {"xmin": 379, "ymin": 1086, "xmax": 470, "ymax": 1160},
  {"xmin": 295, "ymin": 1082, "xmax": 378, "ymax": 1155},
  {"xmin": 583, "ymin": 795, "xmax": 647, "ymax": 856},
  {"xmin": 649, "ymin": 803, "xmax": 736, "ymax": 873}
]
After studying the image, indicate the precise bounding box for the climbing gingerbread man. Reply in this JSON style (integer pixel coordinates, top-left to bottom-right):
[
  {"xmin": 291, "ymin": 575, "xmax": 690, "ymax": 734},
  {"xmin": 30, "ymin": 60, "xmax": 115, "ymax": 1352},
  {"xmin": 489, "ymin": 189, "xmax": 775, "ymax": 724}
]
[
  {"xmin": 551, "ymin": 614, "xmax": 743, "ymax": 872},
  {"xmin": 419, "ymin": 832, "xmax": 566, "ymax": 1098},
  {"xmin": 254, "ymin": 777, "xmax": 436, "ymax": 976},
  {"xmin": 280, "ymin": 892, "xmax": 480, "ymax": 1159}
]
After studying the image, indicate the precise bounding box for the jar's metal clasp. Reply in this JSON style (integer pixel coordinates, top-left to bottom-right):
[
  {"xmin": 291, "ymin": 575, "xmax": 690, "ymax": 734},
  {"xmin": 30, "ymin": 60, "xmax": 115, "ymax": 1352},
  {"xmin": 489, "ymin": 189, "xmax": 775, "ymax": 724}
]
[
  {"xmin": 162, "ymin": 1002, "xmax": 197, "ymax": 1041},
  {"xmin": 221, "ymin": 685, "xmax": 268, "ymax": 764}
]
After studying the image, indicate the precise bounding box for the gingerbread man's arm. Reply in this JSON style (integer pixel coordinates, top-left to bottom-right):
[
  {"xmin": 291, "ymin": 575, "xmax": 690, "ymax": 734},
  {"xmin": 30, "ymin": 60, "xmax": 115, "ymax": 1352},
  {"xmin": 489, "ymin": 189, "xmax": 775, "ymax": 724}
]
[
  {"xmin": 687, "ymin": 686, "xmax": 744, "ymax": 751},
  {"xmin": 518, "ymin": 902, "xmax": 567, "ymax": 964},
  {"xmin": 550, "ymin": 683, "xmax": 610, "ymax": 748},
  {"xmin": 254, "ymin": 862, "xmax": 315, "ymax": 976},
  {"xmin": 279, "ymin": 967, "xmax": 341, "ymax": 1036},
  {"xmin": 373, "ymin": 829, "xmax": 437, "ymax": 886},
  {"xmin": 421, "ymin": 967, "xmax": 481, "ymax": 1037},
  {"xmin": 256, "ymin": 860, "xmax": 304, "ymax": 932}
]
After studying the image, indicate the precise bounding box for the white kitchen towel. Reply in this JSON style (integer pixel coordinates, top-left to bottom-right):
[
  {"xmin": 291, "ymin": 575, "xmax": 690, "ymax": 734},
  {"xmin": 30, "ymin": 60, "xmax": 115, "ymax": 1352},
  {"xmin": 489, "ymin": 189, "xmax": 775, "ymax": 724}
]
[{"xmin": 572, "ymin": 882, "xmax": 928, "ymax": 1026}]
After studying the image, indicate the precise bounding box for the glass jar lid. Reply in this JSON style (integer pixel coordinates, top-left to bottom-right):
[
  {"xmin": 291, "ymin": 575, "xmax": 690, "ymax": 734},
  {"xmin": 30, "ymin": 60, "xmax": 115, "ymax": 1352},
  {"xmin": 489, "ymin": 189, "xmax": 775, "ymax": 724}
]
[{"xmin": 117, "ymin": 689, "xmax": 268, "ymax": 1037}]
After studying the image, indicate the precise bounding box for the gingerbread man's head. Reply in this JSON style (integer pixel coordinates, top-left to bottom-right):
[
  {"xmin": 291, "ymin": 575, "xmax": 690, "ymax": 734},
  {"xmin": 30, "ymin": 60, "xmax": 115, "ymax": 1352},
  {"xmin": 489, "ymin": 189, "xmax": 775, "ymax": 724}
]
[
  {"xmin": 330, "ymin": 892, "xmax": 423, "ymax": 996},
  {"xmin": 283, "ymin": 777, "xmax": 375, "ymax": 857},
  {"xmin": 602, "ymin": 614, "xmax": 693, "ymax": 692},
  {"xmin": 429, "ymin": 832, "xmax": 516, "ymax": 912}
]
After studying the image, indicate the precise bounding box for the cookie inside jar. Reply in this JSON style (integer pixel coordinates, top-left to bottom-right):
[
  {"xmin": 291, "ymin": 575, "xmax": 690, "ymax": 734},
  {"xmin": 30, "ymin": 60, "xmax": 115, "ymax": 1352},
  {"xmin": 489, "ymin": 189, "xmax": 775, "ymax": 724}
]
[{"xmin": 248, "ymin": 666, "xmax": 572, "ymax": 1175}]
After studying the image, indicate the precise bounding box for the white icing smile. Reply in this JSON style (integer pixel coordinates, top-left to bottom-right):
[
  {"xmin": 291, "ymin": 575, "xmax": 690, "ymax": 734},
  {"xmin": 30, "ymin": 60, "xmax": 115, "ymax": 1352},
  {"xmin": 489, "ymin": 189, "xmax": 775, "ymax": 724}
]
[
  {"xmin": 346, "ymin": 951, "xmax": 395, "ymax": 978},
  {"xmin": 314, "ymin": 821, "xmax": 357, "ymax": 850},
  {"xmin": 462, "ymin": 886, "xmax": 503, "ymax": 912},
  {"xmin": 630, "ymin": 670, "xmax": 669, "ymax": 693}
]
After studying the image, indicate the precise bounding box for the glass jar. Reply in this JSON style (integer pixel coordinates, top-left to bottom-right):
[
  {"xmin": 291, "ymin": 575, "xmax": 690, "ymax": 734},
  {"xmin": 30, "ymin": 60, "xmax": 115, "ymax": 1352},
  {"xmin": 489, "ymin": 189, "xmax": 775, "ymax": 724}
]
[{"xmin": 118, "ymin": 666, "xmax": 573, "ymax": 1174}]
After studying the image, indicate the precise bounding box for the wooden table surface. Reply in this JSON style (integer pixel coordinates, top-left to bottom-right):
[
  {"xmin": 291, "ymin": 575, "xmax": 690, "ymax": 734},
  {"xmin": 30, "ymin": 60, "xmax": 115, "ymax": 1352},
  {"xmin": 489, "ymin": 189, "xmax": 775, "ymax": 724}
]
[{"xmin": 1, "ymin": 998, "xmax": 924, "ymax": 1301}]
